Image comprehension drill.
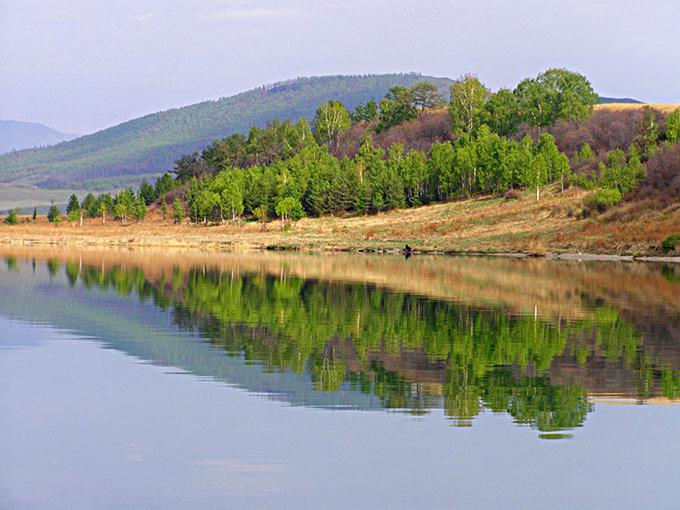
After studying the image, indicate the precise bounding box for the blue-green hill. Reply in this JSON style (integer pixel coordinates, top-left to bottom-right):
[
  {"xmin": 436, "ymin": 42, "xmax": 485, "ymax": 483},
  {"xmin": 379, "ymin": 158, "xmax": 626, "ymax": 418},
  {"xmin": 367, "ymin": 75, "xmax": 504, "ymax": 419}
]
[{"xmin": 0, "ymin": 74, "xmax": 452, "ymax": 191}]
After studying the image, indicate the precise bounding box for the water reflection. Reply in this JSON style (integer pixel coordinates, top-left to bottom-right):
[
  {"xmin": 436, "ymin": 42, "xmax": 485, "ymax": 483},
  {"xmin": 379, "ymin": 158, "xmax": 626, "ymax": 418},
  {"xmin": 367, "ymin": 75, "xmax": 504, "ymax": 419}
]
[{"xmin": 1, "ymin": 248, "xmax": 679, "ymax": 439}]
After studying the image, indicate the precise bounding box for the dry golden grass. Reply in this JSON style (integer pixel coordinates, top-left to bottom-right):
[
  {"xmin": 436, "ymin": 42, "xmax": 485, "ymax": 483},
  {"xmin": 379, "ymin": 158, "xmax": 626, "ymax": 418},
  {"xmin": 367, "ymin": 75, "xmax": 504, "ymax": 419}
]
[
  {"xmin": 0, "ymin": 185, "xmax": 678, "ymax": 255},
  {"xmin": 596, "ymin": 103, "xmax": 680, "ymax": 114}
]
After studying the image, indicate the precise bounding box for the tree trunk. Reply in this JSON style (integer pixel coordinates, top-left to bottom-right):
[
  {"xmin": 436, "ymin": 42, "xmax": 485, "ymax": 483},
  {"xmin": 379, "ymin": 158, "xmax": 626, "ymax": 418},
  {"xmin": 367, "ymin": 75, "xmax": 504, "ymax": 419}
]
[{"xmin": 536, "ymin": 186, "xmax": 540, "ymax": 201}]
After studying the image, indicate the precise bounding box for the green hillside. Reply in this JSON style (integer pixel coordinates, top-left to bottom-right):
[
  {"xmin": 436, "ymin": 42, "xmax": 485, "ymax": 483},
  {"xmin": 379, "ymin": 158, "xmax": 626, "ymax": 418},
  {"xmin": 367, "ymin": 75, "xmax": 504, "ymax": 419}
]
[{"xmin": 0, "ymin": 74, "xmax": 452, "ymax": 191}]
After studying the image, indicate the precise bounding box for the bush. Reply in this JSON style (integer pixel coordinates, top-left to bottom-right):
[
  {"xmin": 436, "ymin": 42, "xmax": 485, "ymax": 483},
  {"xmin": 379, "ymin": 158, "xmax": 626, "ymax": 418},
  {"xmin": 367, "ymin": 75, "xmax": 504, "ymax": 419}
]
[
  {"xmin": 47, "ymin": 204, "xmax": 61, "ymax": 223},
  {"xmin": 3, "ymin": 209, "xmax": 18, "ymax": 225},
  {"xmin": 572, "ymin": 174, "xmax": 596, "ymax": 190},
  {"xmin": 661, "ymin": 234, "xmax": 680, "ymax": 253},
  {"xmin": 503, "ymin": 189, "xmax": 523, "ymax": 200},
  {"xmin": 584, "ymin": 188, "xmax": 622, "ymax": 213}
]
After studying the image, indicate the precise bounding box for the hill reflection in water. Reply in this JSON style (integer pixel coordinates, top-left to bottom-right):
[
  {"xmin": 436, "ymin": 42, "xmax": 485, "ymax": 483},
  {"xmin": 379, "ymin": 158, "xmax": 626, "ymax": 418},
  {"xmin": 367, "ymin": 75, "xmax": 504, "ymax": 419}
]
[{"xmin": 2, "ymin": 247, "xmax": 679, "ymax": 439}]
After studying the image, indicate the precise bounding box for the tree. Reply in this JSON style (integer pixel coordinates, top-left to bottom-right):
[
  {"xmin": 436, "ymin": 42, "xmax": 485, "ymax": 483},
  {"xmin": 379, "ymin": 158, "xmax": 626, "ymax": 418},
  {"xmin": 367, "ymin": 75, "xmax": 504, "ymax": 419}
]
[
  {"xmin": 81, "ymin": 193, "xmax": 97, "ymax": 218},
  {"xmin": 131, "ymin": 196, "xmax": 147, "ymax": 221},
  {"xmin": 351, "ymin": 99, "xmax": 378, "ymax": 123},
  {"xmin": 66, "ymin": 194, "xmax": 80, "ymax": 215},
  {"xmin": 173, "ymin": 152, "xmax": 209, "ymax": 183},
  {"xmin": 219, "ymin": 176, "xmax": 244, "ymax": 221},
  {"xmin": 485, "ymin": 88, "xmax": 519, "ymax": 137},
  {"xmin": 633, "ymin": 106, "xmax": 659, "ymax": 160},
  {"xmin": 67, "ymin": 208, "xmax": 80, "ymax": 223},
  {"xmin": 449, "ymin": 75, "xmax": 489, "ymax": 137},
  {"xmin": 154, "ymin": 173, "xmax": 177, "ymax": 198},
  {"xmin": 3, "ymin": 209, "xmax": 18, "ymax": 225},
  {"xmin": 527, "ymin": 153, "xmax": 548, "ymax": 201},
  {"xmin": 275, "ymin": 196, "xmax": 304, "ymax": 227},
  {"xmin": 114, "ymin": 189, "xmax": 134, "ymax": 223},
  {"xmin": 32, "ymin": 207, "xmax": 37, "ymax": 221},
  {"xmin": 410, "ymin": 82, "xmax": 445, "ymax": 112},
  {"xmin": 312, "ymin": 100, "xmax": 351, "ymax": 148},
  {"xmin": 139, "ymin": 180, "xmax": 156, "ymax": 205},
  {"xmin": 160, "ymin": 199, "xmax": 169, "ymax": 220},
  {"xmin": 666, "ymin": 108, "xmax": 680, "ymax": 143},
  {"xmin": 47, "ymin": 203, "xmax": 61, "ymax": 223},
  {"xmin": 253, "ymin": 205, "xmax": 268, "ymax": 230},
  {"xmin": 514, "ymin": 68, "xmax": 598, "ymax": 128},
  {"xmin": 376, "ymin": 87, "xmax": 417, "ymax": 133},
  {"xmin": 172, "ymin": 200, "xmax": 185, "ymax": 223}
]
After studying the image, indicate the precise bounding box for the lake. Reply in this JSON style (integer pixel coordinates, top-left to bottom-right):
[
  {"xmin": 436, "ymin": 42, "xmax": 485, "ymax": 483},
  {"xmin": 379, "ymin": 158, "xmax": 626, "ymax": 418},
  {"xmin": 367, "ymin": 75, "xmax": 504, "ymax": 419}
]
[{"xmin": 1, "ymin": 247, "xmax": 680, "ymax": 509}]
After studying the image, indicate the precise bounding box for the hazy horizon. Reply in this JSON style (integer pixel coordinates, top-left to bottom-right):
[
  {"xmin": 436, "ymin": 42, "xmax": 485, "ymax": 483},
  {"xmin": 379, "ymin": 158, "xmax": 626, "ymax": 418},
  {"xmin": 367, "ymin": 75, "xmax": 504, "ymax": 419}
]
[{"xmin": 1, "ymin": 0, "xmax": 678, "ymax": 134}]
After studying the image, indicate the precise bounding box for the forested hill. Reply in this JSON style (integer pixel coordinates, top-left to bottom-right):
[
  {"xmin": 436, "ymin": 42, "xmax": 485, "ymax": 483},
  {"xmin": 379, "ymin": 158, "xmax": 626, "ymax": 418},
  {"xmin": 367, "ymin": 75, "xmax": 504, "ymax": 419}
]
[
  {"xmin": 0, "ymin": 74, "xmax": 452, "ymax": 191},
  {"xmin": 0, "ymin": 120, "xmax": 76, "ymax": 155}
]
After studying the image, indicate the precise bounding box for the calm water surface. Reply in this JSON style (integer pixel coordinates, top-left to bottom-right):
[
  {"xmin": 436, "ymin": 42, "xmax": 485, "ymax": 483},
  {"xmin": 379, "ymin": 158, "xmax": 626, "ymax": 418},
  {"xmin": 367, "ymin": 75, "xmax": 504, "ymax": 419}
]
[{"xmin": 1, "ymin": 248, "xmax": 680, "ymax": 509}]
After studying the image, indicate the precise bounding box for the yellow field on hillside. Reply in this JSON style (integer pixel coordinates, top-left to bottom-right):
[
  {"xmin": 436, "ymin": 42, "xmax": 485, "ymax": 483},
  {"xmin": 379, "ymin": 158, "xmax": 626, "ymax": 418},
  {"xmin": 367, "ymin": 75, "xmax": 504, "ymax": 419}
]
[{"xmin": 596, "ymin": 103, "xmax": 679, "ymax": 114}]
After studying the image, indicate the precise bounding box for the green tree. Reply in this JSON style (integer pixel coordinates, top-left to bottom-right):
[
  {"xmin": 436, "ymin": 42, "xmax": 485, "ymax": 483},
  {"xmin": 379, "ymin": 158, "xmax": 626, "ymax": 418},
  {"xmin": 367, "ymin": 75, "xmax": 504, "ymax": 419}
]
[
  {"xmin": 172, "ymin": 200, "xmax": 185, "ymax": 223},
  {"xmin": 3, "ymin": 209, "xmax": 18, "ymax": 225},
  {"xmin": 528, "ymin": 153, "xmax": 548, "ymax": 201},
  {"xmin": 154, "ymin": 173, "xmax": 177, "ymax": 197},
  {"xmin": 376, "ymin": 87, "xmax": 417, "ymax": 132},
  {"xmin": 219, "ymin": 174, "xmax": 245, "ymax": 221},
  {"xmin": 254, "ymin": 205, "xmax": 268, "ymax": 229},
  {"xmin": 114, "ymin": 189, "xmax": 134, "ymax": 223},
  {"xmin": 139, "ymin": 180, "xmax": 156, "ymax": 205},
  {"xmin": 633, "ymin": 106, "xmax": 659, "ymax": 160},
  {"xmin": 173, "ymin": 152, "xmax": 209, "ymax": 183},
  {"xmin": 449, "ymin": 75, "xmax": 489, "ymax": 137},
  {"xmin": 351, "ymin": 99, "xmax": 378, "ymax": 123},
  {"xmin": 47, "ymin": 203, "xmax": 61, "ymax": 223},
  {"xmin": 275, "ymin": 196, "xmax": 304, "ymax": 227},
  {"xmin": 81, "ymin": 193, "xmax": 97, "ymax": 218},
  {"xmin": 160, "ymin": 199, "xmax": 169, "ymax": 220},
  {"xmin": 131, "ymin": 196, "xmax": 147, "ymax": 221},
  {"xmin": 484, "ymin": 88, "xmax": 519, "ymax": 137},
  {"xmin": 514, "ymin": 68, "xmax": 598, "ymax": 128},
  {"xmin": 410, "ymin": 81, "xmax": 445, "ymax": 112},
  {"xmin": 312, "ymin": 100, "xmax": 351, "ymax": 148},
  {"xmin": 666, "ymin": 108, "xmax": 680, "ymax": 143},
  {"xmin": 32, "ymin": 207, "xmax": 37, "ymax": 221},
  {"xmin": 66, "ymin": 194, "xmax": 80, "ymax": 215}
]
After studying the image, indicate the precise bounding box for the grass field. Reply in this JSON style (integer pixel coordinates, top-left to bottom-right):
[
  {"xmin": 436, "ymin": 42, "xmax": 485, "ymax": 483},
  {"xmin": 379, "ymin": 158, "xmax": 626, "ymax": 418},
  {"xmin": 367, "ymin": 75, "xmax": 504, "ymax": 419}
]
[
  {"xmin": 1, "ymin": 185, "xmax": 679, "ymax": 256},
  {"xmin": 0, "ymin": 184, "xmax": 90, "ymax": 214},
  {"xmin": 595, "ymin": 103, "xmax": 679, "ymax": 114}
]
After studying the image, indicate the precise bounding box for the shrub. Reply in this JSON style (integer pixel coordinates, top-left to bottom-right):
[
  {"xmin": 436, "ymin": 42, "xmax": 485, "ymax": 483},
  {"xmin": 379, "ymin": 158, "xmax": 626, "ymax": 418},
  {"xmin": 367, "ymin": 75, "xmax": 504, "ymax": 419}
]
[
  {"xmin": 572, "ymin": 174, "xmax": 596, "ymax": 190},
  {"xmin": 584, "ymin": 188, "xmax": 622, "ymax": 213},
  {"xmin": 504, "ymin": 189, "xmax": 523, "ymax": 200},
  {"xmin": 3, "ymin": 209, "xmax": 18, "ymax": 225},
  {"xmin": 47, "ymin": 204, "xmax": 61, "ymax": 223},
  {"xmin": 661, "ymin": 234, "xmax": 680, "ymax": 253}
]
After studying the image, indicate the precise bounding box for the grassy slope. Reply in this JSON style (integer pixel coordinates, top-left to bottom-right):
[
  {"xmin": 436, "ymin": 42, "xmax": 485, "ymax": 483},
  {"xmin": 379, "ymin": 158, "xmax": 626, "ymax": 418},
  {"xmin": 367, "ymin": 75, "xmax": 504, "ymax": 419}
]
[
  {"xmin": 0, "ymin": 74, "xmax": 452, "ymax": 191},
  {"xmin": 0, "ymin": 184, "xmax": 89, "ymax": 214},
  {"xmin": 1, "ymin": 184, "xmax": 678, "ymax": 255}
]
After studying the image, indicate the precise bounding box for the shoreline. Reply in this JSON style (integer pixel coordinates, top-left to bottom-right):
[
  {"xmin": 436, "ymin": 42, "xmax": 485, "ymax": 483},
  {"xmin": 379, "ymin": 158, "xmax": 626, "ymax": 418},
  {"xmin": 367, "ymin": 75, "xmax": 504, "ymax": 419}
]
[{"xmin": 1, "ymin": 231, "xmax": 678, "ymax": 263}]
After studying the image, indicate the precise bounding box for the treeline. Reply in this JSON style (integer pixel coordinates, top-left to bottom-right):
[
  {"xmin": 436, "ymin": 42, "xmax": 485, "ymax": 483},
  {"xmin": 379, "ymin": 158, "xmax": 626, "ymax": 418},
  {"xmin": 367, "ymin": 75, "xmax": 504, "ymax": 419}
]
[
  {"xmin": 177, "ymin": 68, "xmax": 603, "ymax": 223},
  {"xmin": 26, "ymin": 68, "xmax": 679, "ymax": 226},
  {"xmin": 184, "ymin": 130, "xmax": 572, "ymax": 223}
]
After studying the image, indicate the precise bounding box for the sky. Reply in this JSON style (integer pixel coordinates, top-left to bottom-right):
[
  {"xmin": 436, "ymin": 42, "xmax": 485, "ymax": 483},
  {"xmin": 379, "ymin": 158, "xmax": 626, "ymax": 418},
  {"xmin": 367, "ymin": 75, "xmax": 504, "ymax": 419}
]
[{"xmin": 1, "ymin": 0, "xmax": 678, "ymax": 134}]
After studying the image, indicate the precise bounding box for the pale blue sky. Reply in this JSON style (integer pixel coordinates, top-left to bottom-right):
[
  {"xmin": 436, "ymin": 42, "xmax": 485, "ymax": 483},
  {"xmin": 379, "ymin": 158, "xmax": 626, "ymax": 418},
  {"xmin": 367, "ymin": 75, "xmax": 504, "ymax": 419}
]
[{"xmin": 1, "ymin": 0, "xmax": 678, "ymax": 134}]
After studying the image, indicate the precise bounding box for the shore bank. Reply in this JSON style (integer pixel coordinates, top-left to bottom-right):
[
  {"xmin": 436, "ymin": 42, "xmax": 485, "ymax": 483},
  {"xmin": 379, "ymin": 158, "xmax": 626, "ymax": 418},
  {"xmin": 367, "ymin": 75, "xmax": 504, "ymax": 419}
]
[{"xmin": 1, "ymin": 186, "xmax": 679, "ymax": 261}]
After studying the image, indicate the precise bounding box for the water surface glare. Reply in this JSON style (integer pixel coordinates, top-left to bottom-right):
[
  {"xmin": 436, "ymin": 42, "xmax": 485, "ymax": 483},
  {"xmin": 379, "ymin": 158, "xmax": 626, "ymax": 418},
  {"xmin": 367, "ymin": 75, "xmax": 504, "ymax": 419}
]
[{"xmin": 1, "ymin": 248, "xmax": 680, "ymax": 509}]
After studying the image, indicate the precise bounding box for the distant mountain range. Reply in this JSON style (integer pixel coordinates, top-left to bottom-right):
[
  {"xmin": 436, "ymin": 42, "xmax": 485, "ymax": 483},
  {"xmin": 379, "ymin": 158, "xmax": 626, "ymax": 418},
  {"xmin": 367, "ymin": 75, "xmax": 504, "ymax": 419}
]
[
  {"xmin": 598, "ymin": 96, "xmax": 643, "ymax": 104},
  {"xmin": 0, "ymin": 74, "xmax": 452, "ymax": 191},
  {"xmin": 0, "ymin": 120, "xmax": 76, "ymax": 155}
]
